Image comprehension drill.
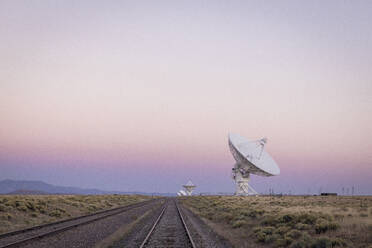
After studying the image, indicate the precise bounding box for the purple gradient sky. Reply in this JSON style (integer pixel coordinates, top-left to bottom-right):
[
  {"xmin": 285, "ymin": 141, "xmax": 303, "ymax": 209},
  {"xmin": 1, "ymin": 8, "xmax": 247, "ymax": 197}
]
[{"xmin": 1, "ymin": 1, "xmax": 371, "ymax": 194}]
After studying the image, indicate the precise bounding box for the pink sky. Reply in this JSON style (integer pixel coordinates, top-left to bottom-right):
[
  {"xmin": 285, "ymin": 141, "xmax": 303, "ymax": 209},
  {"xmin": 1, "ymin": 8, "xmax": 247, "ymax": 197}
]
[{"xmin": 0, "ymin": 1, "xmax": 371, "ymax": 194}]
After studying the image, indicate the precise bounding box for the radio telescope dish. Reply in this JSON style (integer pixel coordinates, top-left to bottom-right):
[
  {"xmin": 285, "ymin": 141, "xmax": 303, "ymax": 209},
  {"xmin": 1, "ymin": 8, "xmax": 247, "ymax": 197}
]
[
  {"xmin": 177, "ymin": 181, "xmax": 196, "ymax": 196},
  {"xmin": 182, "ymin": 180, "xmax": 196, "ymax": 196},
  {"xmin": 228, "ymin": 133, "xmax": 280, "ymax": 195}
]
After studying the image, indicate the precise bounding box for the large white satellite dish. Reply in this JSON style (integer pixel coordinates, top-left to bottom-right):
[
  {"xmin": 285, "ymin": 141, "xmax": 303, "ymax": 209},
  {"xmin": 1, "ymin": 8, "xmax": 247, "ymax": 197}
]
[{"xmin": 228, "ymin": 133, "xmax": 280, "ymax": 195}]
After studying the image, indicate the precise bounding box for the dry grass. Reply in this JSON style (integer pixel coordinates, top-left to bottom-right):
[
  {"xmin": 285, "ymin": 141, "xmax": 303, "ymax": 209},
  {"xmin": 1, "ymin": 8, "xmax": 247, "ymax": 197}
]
[
  {"xmin": 0, "ymin": 194, "xmax": 154, "ymax": 234},
  {"xmin": 180, "ymin": 196, "xmax": 372, "ymax": 248}
]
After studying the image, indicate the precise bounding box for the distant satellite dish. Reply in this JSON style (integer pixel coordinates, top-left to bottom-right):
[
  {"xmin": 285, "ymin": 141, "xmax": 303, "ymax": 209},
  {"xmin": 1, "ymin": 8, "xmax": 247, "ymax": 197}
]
[
  {"xmin": 228, "ymin": 133, "xmax": 280, "ymax": 195},
  {"xmin": 183, "ymin": 180, "xmax": 196, "ymax": 196},
  {"xmin": 177, "ymin": 180, "xmax": 196, "ymax": 196}
]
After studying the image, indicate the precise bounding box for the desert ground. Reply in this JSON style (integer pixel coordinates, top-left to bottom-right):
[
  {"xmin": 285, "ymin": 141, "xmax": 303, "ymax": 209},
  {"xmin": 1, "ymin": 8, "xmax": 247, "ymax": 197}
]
[
  {"xmin": 1, "ymin": 195, "xmax": 371, "ymax": 247},
  {"xmin": 0, "ymin": 194, "xmax": 152, "ymax": 234},
  {"xmin": 180, "ymin": 195, "xmax": 372, "ymax": 248}
]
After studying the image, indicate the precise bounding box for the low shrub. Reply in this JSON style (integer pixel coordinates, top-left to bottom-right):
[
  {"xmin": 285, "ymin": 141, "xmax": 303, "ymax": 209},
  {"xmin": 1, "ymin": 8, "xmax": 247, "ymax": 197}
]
[
  {"xmin": 37, "ymin": 206, "xmax": 47, "ymax": 214},
  {"xmin": 37, "ymin": 200, "xmax": 47, "ymax": 206},
  {"xmin": 255, "ymin": 231, "xmax": 266, "ymax": 243},
  {"xmin": 275, "ymin": 225, "xmax": 291, "ymax": 235},
  {"xmin": 263, "ymin": 212, "xmax": 321, "ymax": 228},
  {"xmin": 5, "ymin": 213, "xmax": 12, "ymax": 220},
  {"xmin": 49, "ymin": 209, "xmax": 63, "ymax": 217},
  {"xmin": 330, "ymin": 238, "xmax": 347, "ymax": 247},
  {"xmin": 87, "ymin": 204, "xmax": 99, "ymax": 212},
  {"xmin": 286, "ymin": 230, "xmax": 303, "ymax": 239},
  {"xmin": 261, "ymin": 215, "xmax": 278, "ymax": 226},
  {"xmin": 15, "ymin": 201, "xmax": 22, "ymax": 207},
  {"xmin": 25, "ymin": 201, "xmax": 35, "ymax": 211},
  {"xmin": 310, "ymin": 237, "xmax": 332, "ymax": 248},
  {"xmin": 261, "ymin": 226, "xmax": 275, "ymax": 235},
  {"xmin": 333, "ymin": 214, "xmax": 344, "ymax": 220},
  {"xmin": 315, "ymin": 220, "xmax": 339, "ymax": 234},
  {"xmin": 0, "ymin": 204, "xmax": 6, "ymax": 212},
  {"xmin": 295, "ymin": 223, "xmax": 311, "ymax": 230},
  {"xmin": 290, "ymin": 240, "xmax": 310, "ymax": 248},
  {"xmin": 280, "ymin": 214, "xmax": 295, "ymax": 223},
  {"xmin": 298, "ymin": 213, "xmax": 318, "ymax": 225},
  {"xmin": 274, "ymin": 236, "xmax": 293, "ymax": 247},
  {"xmin": 255, "ymin": 226, "xmax": 281, "ymax": 244},
  {"xmin": 264, "ymin": 233, "xmax": 281, "ymax": 244},
  {"xmin": 219, "ymin": 211, "xmax": 234, "ymax": 223},
  {"xmin": 232, "ymin": 220, "xmax": 246, "ymax": 228},
  {"xmin": 248, "ymin": 209, "xmax": 265, "ymax": 218},
  {"xmin": 17, "ymin": 205, "xmax": 28, "ymax": 212},
  {"xmin": 205, "ymin": 211, "xmax": 215, "ymax": 220},
  {"xmin": 310, "ymin": 237, "xmax": 346, "ymax": 248},
  {"xmin": 290, "ymin": 233, "xmax": 312, "ymax": 248}
]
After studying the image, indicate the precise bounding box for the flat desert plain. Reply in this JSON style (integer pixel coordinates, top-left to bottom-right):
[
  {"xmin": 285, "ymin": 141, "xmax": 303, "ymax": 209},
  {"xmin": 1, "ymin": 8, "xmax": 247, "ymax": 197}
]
[
  {"xmin": 0, "ymin": 194, "xmax": 152, "ymax": 234},
  {"xmin": 180, "ymin": 195, "xmax": 372, "ymax": 248}
]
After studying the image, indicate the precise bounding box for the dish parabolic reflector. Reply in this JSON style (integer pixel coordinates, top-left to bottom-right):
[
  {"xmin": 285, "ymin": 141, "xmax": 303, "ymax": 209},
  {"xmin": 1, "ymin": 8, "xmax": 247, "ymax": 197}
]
[{"xmin": 228, "ymin": 133, "xmax": 280, "ymax": 195}]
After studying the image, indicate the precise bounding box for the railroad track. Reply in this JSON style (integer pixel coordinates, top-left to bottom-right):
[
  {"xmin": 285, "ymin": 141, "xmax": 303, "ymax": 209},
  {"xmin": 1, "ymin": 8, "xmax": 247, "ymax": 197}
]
[
  {"xmin": 140, "ymin": 199, "xmax": 196, "ymax": 248},
  {"xmin": 0, "ymin": 198, "xmax": 161, "ymax": 248}
]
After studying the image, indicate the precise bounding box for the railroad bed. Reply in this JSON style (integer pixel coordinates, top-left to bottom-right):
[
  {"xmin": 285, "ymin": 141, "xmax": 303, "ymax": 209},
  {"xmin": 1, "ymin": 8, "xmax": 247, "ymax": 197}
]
[{"xmin": 140, "ymin": 199, "xmax": 195, "ymax": 248}]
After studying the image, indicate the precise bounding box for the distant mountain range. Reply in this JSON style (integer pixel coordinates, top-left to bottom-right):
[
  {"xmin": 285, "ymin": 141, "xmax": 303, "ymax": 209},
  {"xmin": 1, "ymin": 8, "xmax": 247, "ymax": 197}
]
[
  {"xmin": 7, "ymin": 189, "xmax": 49, "ymax": 195},
  {"xmin": 0, "ymin": 179, "xmax": 175, "ymax": 196}
]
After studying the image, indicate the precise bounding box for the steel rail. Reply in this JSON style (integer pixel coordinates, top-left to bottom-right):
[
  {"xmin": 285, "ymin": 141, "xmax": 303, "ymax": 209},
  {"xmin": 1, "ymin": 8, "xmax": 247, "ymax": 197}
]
[
  {"xmin": 139, "ymin": 200, "xmax": 196, "ymax": 248},
  {"xmin": 176, "ymin": 201, "xmax": 196, "ymax": 248},
  {"xmin": 0, "ymin": 199, "xmax": 161, "ymax": 248},
  {"xmin": 139, "ymin": 204, "xmax": 167, "ymax": 248}
]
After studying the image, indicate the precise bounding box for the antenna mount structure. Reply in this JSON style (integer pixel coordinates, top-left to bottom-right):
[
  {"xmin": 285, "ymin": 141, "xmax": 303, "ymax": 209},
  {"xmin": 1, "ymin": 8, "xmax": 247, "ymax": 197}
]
[{"xmin": 232, "ymin": 165, "xmax": 258, "ymax": 195}]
